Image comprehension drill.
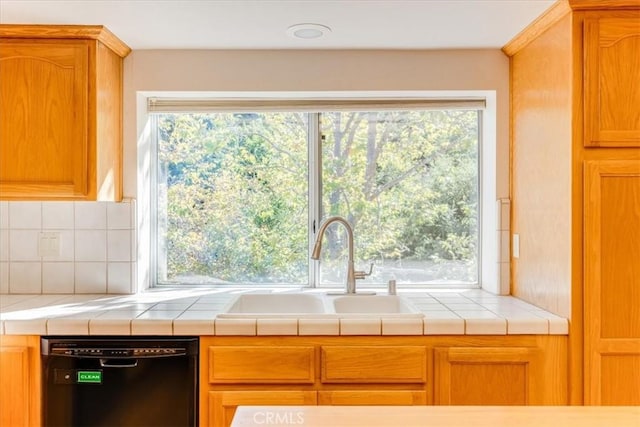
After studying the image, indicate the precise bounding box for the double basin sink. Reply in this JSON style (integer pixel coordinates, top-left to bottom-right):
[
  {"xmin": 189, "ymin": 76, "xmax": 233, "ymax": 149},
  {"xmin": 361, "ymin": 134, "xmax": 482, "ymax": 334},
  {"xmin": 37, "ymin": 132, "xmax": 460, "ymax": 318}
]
[{"xmin": 218, "ymin": 293, "xmax": 424, "ymax": 318}]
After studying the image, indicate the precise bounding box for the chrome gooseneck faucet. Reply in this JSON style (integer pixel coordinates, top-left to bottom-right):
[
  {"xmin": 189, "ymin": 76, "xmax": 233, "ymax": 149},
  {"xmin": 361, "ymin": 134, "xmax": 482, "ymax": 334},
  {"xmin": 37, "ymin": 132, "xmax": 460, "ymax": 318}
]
[{"xmin": 311, "ymin": 216, "xmax": 372, "ymax": 294}]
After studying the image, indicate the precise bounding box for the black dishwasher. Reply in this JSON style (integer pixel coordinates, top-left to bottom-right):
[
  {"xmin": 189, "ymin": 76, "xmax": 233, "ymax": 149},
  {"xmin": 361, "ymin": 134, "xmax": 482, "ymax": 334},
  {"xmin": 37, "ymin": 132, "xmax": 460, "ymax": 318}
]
[{"xmin": 42, "ymin": 336, "xmax": 198, "ymax": 427}]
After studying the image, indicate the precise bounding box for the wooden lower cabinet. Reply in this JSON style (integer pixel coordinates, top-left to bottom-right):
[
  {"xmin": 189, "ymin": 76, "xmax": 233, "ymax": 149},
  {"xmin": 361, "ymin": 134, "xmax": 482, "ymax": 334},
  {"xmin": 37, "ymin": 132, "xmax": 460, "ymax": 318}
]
[
  {"xmin": 584, "ymin": 160, "xmax": 640, "ymax": 405},
  {"xmin": 200, "ymin": 336, "xmax": 567, "ymax": 426},
  {"xmin": 434, "ymin": 347, "xmax": 542, "ymax": 405},
  {"xmin": 0, "ymin": 335, "xmax": 40, "ymax": 427},
  {"xmin": 209, "ymin": 391, "xmax": 316, "ymax": 427}
]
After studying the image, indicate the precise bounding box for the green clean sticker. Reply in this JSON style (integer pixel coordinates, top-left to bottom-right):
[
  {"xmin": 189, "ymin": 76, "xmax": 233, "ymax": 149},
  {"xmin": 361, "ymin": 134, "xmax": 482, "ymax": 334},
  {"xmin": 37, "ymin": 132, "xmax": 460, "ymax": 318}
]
[{"xmin": 77, "ymin": 371, "xmax": 102, "ymax": 384}]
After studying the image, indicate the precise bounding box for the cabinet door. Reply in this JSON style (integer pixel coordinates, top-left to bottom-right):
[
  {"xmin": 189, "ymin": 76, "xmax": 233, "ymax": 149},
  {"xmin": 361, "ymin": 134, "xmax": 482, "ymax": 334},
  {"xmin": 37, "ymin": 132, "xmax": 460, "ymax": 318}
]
[
  {"xmin": 0, "ymin": 346, "xmax": 30, "ymax": 426},
  {"xmin": 321, "ymin": 346, "xmax": 427, "ymax": 383},
  {"xmin": 584, "ymin": 160, "xmax": 640, "ymax": 405},
  {"xmin": 584, "ymin": 14, "xmax": 640, "ymax": 147},
  {"xmin": 0, "ymin": 336, "xmax": 39, "ymax": 427},
  {"xmin": 208, "ymin": 391, "xmax": 316, "ymax": 427},
  {"xmin": 208, "ymin": 346, "xmax": 315, "ymax": 384},
  {"xmin": 434, "ymin": 347, "xmax": 542, "ymax": 405},
  {"xmin": 0, "ymin": 40, "xmax": 89, "ymax": 198}
]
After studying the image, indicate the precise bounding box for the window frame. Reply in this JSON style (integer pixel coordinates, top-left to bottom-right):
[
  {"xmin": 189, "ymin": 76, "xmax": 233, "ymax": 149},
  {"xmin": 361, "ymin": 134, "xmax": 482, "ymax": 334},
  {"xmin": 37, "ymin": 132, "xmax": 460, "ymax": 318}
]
[{"xmin": 141, "ymin": 91, "xmax": 499, "ymax": 292}]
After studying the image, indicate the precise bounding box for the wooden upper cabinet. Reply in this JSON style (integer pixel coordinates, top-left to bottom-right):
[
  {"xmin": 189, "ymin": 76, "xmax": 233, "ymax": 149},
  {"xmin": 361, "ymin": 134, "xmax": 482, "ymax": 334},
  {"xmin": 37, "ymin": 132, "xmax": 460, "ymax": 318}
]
[
  {"xmin": 0, "ymin": 25, "xmax": 130, "ymax": 200},
  {"xmin": 584, "ymin": 14, "xmax": 640, "ymax": 147}
]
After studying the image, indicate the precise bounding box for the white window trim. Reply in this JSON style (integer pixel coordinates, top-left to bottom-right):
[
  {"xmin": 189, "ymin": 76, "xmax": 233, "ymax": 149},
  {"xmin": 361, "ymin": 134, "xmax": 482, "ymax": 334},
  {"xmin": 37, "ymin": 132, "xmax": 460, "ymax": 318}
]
[{"xmin": 136, "ymin": 90, "xmax": 502, "ymax": 294}]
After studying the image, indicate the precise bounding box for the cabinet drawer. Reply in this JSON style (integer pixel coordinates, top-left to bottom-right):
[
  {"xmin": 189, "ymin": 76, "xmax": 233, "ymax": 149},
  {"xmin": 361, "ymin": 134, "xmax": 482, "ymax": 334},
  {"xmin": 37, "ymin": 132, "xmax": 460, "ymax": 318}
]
[
  {"xmin": 208, "ymin": 346, "xmax": 315, "ymax": 384},
  {"xmin": 318, "ymin": 390, "xmax": 426, "ymax": 405},
  {"xmin": 321, "ymin": 346, "xmax": 427, "ymax": 383},
  {"xmin": 209, "ymin": 391, "xmax": 316, "ymax": 427}
]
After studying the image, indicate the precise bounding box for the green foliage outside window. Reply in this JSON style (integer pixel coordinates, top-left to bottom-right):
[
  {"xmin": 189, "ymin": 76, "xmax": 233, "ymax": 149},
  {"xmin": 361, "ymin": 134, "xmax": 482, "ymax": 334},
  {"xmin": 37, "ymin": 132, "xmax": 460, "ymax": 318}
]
[{"xmin": 155, "ymin": 109, "xmax": 478, "ymax": 286}]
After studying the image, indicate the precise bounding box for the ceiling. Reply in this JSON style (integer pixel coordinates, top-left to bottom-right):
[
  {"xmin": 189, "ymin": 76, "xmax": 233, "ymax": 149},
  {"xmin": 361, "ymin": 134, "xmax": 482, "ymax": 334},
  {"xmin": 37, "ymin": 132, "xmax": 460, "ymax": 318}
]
[{"xmin": 0, "ymin": 0, "xmax": 555, "ymax": 50}]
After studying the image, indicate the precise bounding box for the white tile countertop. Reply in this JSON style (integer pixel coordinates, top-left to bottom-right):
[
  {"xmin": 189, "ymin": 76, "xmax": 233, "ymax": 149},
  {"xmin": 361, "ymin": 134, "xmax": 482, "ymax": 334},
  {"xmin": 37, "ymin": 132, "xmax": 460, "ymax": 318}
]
[{"xmin": 0, "ymin": 288, "xmax": 568, "ymax": 336}]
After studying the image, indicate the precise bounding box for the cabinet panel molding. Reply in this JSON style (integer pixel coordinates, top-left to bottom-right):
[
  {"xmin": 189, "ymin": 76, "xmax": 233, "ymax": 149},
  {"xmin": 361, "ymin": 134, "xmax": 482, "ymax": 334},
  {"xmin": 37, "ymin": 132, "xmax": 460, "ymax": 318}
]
[
  {"xmin": 599, "ymin": 355, "xmax": 640, "ymax": 405},
  {"xmin": 434, "ymin": 347, "xmax": 542, "ymax": 406},
  {"xmin": 0, "ymin": 346, "xmax": 30, "ymax": 426},
  {"xmin": 209, "ymin": 391, "xmax": 316, "ymax": 427},
  {"xmin": 584, "ymin": 160, "xmax": 640, "ymax": 404},
  {"xmin": 0, "ymin": 335, "xmax": 40, "ymax": 427},
  {"xmin": 321, "ymin": 346, "xmax": 427, "ymax": 383},
  {"xmin": 0, "ymin": 24, "xmax": 130, "ymax": 57},
  {"xmin": 584, "ymin": 15, "xmax": 640, "ymax": 147},
  {"xmin": 209, "ymin": 346, "xmax": 315, "ymax": 384},
  {"xmin": 0, "ymin": 41, "xmax": 89, "ymax": 198}
]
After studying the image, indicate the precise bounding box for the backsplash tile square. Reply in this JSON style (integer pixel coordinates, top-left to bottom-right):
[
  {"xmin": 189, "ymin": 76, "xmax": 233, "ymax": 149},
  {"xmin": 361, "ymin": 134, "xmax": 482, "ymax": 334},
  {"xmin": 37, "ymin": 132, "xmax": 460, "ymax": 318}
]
[
  {"xmin": 74, "ymin": 202, "xmax": 107, "ymax": 229},
  {"xmin": 0, "ymin": 262, "xmax": 8, "ymax": 293},
  {"xmin": 75, "ymin": 262, "xmax": 107, "ymax": 293},
  {"xmin": 108, "ymin": 262, "xmax": 132, "ymax": 294},
  {"xmin": 10, "ymin": 262, "xmax": 42, "ymax": 293},
  {"xmin": 0, "ymin": 231, "xmax": 8, "ymax": 262},
  {"xmin": 0, "ymin": 200, "xmax": 136, "ymax": 295},
  {"xmin": 107, "ymin": 230, "xmax": 131, "ymax": 262},
  {"xmin": 9, "ymin": 230, "xmax": 41, "ymax": 261},
  {"xmin": 9, "ymin": 202, "xmax": 41, "ymax": 229},
  {"xmin": 42, "ymin": 262, "xmax": 75, "ymax": 294},
  {"xmin": 42, "ymin": 202, "xmax": 74, "ymax": 229},
  {"xmin": 75, "ymin": 230, "xmax": 107, "ymax": 262},
  {"xmin": 107, "ymin": 202, "xmax": 132, "ymax": 229},
  {"xmin": 0, "ymin": 202, "xmax": 8, "ymax": 229}
]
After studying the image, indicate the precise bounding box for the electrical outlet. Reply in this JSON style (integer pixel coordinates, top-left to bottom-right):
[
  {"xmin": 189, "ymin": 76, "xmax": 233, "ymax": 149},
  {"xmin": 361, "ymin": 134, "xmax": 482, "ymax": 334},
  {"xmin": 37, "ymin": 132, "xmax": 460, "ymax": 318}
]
[
  {"xmin": 512, "ymin": 234, "xmax": 520, "ymax": 259},
  {"xmin": 39, "ymin": 232, "xmax": 60, "ymax": 257}
]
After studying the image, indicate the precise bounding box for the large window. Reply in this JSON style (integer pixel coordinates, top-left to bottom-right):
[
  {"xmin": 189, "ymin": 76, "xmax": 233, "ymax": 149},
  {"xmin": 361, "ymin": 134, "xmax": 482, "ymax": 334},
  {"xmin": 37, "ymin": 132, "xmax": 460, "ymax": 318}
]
[{"xmin": 152, "ymin": 103, "xmax": 481, "ymax": 288}]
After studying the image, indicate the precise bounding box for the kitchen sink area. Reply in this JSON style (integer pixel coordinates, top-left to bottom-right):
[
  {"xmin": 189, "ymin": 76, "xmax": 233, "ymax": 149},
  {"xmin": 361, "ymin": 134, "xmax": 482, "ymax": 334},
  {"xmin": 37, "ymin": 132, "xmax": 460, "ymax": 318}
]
[
  {"xmin": 331, "ymin": 295, "xmax": 420, "ymax": 314},
  {"xmin": 217, "ymin": 293, "xmax": 425, "ymax": 318},
  {"xmin": 219, "ymin": 293, "xmax": 328, "ymax": 316}
]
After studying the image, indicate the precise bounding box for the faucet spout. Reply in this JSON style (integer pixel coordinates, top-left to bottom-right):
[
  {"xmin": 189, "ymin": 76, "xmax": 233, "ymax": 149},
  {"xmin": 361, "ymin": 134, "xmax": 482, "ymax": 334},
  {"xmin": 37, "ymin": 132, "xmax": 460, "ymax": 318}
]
[{"xmin": 311, "ymin": 216, "xmax": 357, "ymax": 294}]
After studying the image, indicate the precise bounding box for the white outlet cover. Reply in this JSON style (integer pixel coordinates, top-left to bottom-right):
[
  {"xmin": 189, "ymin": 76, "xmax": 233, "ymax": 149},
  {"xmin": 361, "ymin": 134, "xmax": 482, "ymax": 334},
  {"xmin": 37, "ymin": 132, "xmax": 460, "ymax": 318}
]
[{"xmin": 39, "ymin": 231, "xmax": 60, "ymax": 257}]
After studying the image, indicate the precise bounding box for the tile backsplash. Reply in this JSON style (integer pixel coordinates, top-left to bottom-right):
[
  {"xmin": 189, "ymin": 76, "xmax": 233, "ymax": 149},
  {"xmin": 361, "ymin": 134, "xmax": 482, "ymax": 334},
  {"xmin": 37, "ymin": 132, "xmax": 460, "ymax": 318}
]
[{"xmin": 0, "ymin": 200, "xmax": 136, "ymax": 294}]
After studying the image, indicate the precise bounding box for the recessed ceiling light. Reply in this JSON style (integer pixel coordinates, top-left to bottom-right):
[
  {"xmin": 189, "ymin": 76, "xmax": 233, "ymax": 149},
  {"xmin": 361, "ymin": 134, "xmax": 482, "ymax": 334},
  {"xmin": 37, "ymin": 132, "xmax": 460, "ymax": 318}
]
[{"xmin": 286, "ymin": 23, "xmax": 332, "ymax": 40}]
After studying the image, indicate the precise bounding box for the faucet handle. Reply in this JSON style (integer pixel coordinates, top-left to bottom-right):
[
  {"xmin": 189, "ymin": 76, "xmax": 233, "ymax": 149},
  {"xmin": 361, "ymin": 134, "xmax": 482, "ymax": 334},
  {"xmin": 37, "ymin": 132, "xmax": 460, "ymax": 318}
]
[{"xmin": 354, "ymin": 263, "xmax": 374, "ymax": 280}]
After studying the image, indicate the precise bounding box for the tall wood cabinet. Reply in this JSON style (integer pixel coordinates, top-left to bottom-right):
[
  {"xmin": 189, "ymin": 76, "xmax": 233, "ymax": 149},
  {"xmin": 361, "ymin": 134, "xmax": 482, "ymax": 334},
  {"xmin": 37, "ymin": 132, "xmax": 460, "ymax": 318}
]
[
  {"xmin": 584, "ymin": 160, "xmax": 640, "ymax": 404},
  {"xmin": 505, "ymin": 0, "xmax": 640, "ymax": 405},
  {"xmin": 0, "ymin": 25, "xmax": 130, "ymax": 201}
]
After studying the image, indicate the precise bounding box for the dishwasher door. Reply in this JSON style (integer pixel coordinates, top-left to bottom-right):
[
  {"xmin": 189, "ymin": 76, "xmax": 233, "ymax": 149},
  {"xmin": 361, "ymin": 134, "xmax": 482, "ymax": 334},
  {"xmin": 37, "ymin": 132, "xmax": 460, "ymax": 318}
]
[{"xmin": 42, "ymin": 336, "xmax": 198, "ymax": 427}]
